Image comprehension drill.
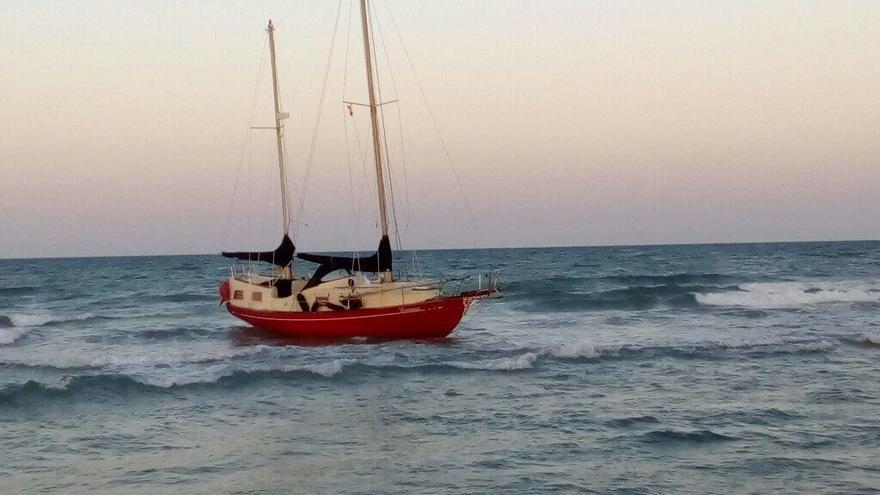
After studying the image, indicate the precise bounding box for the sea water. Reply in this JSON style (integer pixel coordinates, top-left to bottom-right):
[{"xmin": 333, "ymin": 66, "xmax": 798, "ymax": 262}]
[{"xmin": 1, "ymin": 241, "xmax": 879, "ymax": 494}]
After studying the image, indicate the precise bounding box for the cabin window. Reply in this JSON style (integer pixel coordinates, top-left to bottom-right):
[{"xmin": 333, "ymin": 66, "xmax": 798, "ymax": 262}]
[
  {"xmin": 233, "ymin": 290, "xmax": 244, "ymax": 300},
  {"xmin": 252, "ymin": 292, "xmax": 263, "ymax": 302}
]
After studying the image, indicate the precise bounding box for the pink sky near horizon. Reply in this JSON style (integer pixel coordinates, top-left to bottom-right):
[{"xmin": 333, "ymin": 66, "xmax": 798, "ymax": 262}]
[{"xmin": 1, "ymin": 0, "xmax": 878, "ymax": 258}]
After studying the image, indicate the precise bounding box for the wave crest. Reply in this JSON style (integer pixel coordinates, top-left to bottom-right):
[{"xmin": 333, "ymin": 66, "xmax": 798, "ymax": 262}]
[
  {"xmin": 0, "ymin": 286, "xmax": 38, "ymax": 296},
  {"xmin": 0, "ymin": 313, "xmax": 58, "ymax": 345},
  {"xmin": 1, "ymin": 312, "xmax": 101, "ymax": 329},
  {"xmin": 548, "ymin": 339, "xmax": 598, "ymax": 359},
  {"xmin": 0, "ymin": 327, "xmax": 30, "ymax": 345},
  {"xmin": 696, "ymin": 281, "xmax": 880, "ymax": 308},
  {"xmin": 839, "ymin": 333, "xmax": 880, "ymax": 348},
  {"xmin": 0, "ymin": 362, "xmax": 352, "ymax": 403},
  {"xmin": 446, "ymin": 353, "xmax": 539, "ymax": 371},
  {"xmin": 7, "ymin": 313, "xmax": 55, "ymax": 327}
]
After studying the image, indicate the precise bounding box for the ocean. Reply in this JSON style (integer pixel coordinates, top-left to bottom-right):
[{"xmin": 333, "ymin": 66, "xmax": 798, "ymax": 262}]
[{"xmin": 1, "ymin": 241, "xmax": 879, "ymax": 494}]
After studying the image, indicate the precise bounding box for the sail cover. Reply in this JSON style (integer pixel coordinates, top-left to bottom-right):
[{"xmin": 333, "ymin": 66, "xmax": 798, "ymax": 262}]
[
  {"xmin": 297, "ymin": 235, "xmax": 392, "ymax": 288},
  {"xmin": 222, "ymin": 234, "xmax": 295, "ymax": 267}
]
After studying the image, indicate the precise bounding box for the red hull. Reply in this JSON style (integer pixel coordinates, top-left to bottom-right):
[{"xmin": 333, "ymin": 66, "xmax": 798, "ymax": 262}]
[{"xmin": 226, "ymin": 297, "xmax": 470, "ymax": 339}]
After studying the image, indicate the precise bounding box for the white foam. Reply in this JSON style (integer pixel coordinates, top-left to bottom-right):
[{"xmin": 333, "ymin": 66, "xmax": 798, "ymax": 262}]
[
  {"xmin": 134, "ymin": 370, "xmax": 232, "ymax": 388},
  {"xmin": 91, "ymin": 345, "xmax": 272, "ymax": 368},
  {"xmin": 548, "ymin": 339, "xmax": 599, "ymax": 359},
  {"xmin": 132, "ymin": 359, "xmax": 349, "ymax": 388},
  {"xmin": 289, "ymin": 360, "xmax": 347, "ymax": 377},
  {"xmin": 695, "ymin": 281, "xmax": 880, "ymax": 308},
  {"xmin": 447, "ymin": 352, "xmax": 539, "ymax": 371},
  {"xmin": 8, "ymin": 313, "xmax": 54, "ymax": 327},
  {"xmin": 6, "ymin": 312, "xmax": 96, "ymax": 328},
  {"xmin": 1, "ymin": 344, "xmax": 276, "ymax": 369},
  {"xmin": 0, "ymin": 312, "xmax": 59, "ymax": 345},
  {"xmin": 0, "ymin": 327, "xmax": 30, "ymax": 345}
]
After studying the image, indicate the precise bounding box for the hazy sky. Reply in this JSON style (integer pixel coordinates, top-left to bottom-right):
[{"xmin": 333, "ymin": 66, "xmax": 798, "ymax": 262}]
[{"xmin": 1, "ymin": 0, "xmax": 878, "ymax": 258}]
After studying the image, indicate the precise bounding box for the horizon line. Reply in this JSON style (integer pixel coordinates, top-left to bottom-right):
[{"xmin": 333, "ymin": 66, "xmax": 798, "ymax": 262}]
[{"xmin": 1, "ymin": 237, "xmax": 877, "ymax": 261}]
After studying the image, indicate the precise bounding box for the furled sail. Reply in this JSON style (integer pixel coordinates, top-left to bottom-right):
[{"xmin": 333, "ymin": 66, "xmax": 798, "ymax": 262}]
[
  {"xmin": 222, "ymin": 234, "xmax": 295, "ymax": 267},
  {"xmin": 297, "ymin": 235, "xmax": 392, "ymax": 289}
]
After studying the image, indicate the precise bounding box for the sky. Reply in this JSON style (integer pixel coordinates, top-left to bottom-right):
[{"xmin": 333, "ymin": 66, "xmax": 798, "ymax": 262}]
[{"xmin": 1, "ymin": 0, "xmax": 878, "ymax": 258}]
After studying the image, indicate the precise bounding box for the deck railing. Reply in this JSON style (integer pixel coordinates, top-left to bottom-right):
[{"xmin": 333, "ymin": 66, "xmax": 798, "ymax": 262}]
[{"xmin": 227, "ymin": 263, "xmax": 502, "ymax": 299}]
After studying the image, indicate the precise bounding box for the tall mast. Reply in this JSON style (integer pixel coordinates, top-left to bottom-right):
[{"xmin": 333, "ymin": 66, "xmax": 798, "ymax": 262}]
[
  {"xmin": 359, "ymin": 0, "xmax": 390, "ymax": 241},
  {"xmin": 267, "ymin": 20, "xmax": 291, "ymax": 235}
]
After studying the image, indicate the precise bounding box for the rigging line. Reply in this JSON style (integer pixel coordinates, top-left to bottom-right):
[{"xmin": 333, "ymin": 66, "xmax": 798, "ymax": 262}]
[
  {"xmin": 271, "ymin": 40, "xmax": 297, "ymax": 235},
  {"xmin": 368, "ymin": 1, "xmax": 402, "ymax": 250},
  {"xmin": 372, "ymin": 1, "xmax": 412, "ymax": 230},
  {"xmin": 277, "ymin": 92, "xmax": 299, "ymax": 231},
  {"xmin": 292, "ymin": 0, "xmax": 344, "ymax": 243},
  {"xmin": 345, "ymin": 30, "xmax": 375, "ymax": 236},
  {"xmin": 383, "ymin": 1, "xmax": 481, "ymax": 237},
  {"xmin": 342, "ymin": 0, "xmax": 358, "ymax": 252},
  {"xmin": 350, "ymin": 104, "xmax": 374, "ymax": 233},
  {"xmin": 342, "ymin": 1, "xmax": 373, "ymax": 237},
  {"xmin": 262, "ymin": 144, "xmax": 279, "ymax": 247},
  {"xmin": 275, "ymin": 0, "xmax": 302, "ymax": 27},
  {"xmin": 247, "ymin": 129, "xmax": 253, "ymax": 245},
  {"xmin": 341, "ymin": 0, "xmax": 353, "ymax": 103},
  {"xmin": 224, "ymin": 37, "xmax": 269, "ymax": 246},
  {"xmin": 394, "ymin": 98, "xmax": 413, "ymax": 228},
  {"xmin": 280, "ymin": 137, "xmax": 297, "ymax": 233},
  {"xmin": 343, "ymin": 116, "xmax": 358, "ymax": 260},
  {"xmin": 373, "ymin": 7, "xmax": 413, "ymax": 278}
]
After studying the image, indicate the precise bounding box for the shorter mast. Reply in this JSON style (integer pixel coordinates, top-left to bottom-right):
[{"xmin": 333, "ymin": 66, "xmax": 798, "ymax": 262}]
[
  {"xmin": 359, "ymin": 0, "xmax": 393, "ymax": 282},
  {"xmin": 267, "ymin": 19, "xmax": 291, "ymax": 235}
]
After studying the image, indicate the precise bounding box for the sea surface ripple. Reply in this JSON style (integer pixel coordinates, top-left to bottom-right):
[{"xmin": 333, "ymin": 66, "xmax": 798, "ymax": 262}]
[{"xmin": 1, "ymin": 241, "xmax": 879, "ymax": 493}]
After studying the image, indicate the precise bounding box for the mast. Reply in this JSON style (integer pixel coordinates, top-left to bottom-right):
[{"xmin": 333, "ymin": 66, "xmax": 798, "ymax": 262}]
[
  {"xmin": 267, "ymin": 20, "xmax": 291, "ymax": 235},
  {"xmin": 359, "ymin": 0, "xmax": 393, "ymax": 282},
  {"xmin": 359, "ymin": 1, "xmax": 391, "ymax": 240}
]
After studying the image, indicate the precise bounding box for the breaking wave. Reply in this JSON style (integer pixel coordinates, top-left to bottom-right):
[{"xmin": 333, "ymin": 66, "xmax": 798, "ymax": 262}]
[
  {"xmin": 540, "ymin": 337, "xmax": 835, "ymax": 363},
  {"xmin": 132, "ymin": 360, "xmax": 351, "ymax": 388},
  {"xmin": 445, "ymin": 353, "xmax": 539, "ymax": 371},
  {"xmin": 0, "ymin": 310, "xmax": 166, "ymax": 346},
  {"xmin": 0, "ymin": 363, "xmax": 353, "ymax": 404},
  {"xmin": 511, "ymin": 283, "xmax": 723, "ymax": 312},
  {"xmin": 0, "ymin": 334, "xmax": 847, "ymax": 405},
  {"xmin": 0, "ymin": 345, "xmax": 277, "ymax": 370},
  {"xmin": 696, "ymin": 281, "xmax": 880, "ymax": 308},
  {"xmin": 0, "ymin": 327, "xmax": 30, "ymax": 345},
  {"xmin": 547, "ymin": 339, "xmax": 599, "ymax": 359},
  {"xmin": 0, "ymin": 311, "xmax": 178, "ymax": 335},
  {"xmin": 0, "ymin": 313, "xmax": 56, "ymax": 345},
  {"xmin": 0, "ymin": 356, "xmax": 540, "ymax": 403},
  {"xmin": 0, "ymin": 312, "xmax": 105, "ymax": 331},
  {"xmin": 4, "ymin": 313, "xmax": 55, "ymax": 327},
  {"xmin": 1, "ymin": 333, "xmax": 841, "ymax": 373},
  {"xmin": 508, "ymin": 274, "xmax": 880, "ymax": 313}
]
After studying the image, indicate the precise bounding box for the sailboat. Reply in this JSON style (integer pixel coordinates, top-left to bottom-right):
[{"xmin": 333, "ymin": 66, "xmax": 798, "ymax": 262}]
[{"xmin": 219, "ymin": 1, "xmax": 500, "ymax": 339}]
